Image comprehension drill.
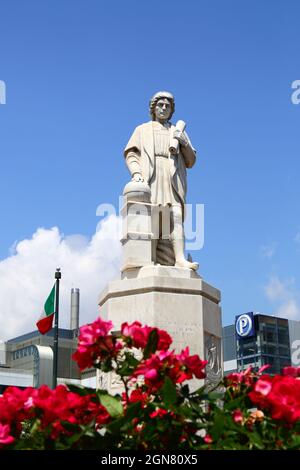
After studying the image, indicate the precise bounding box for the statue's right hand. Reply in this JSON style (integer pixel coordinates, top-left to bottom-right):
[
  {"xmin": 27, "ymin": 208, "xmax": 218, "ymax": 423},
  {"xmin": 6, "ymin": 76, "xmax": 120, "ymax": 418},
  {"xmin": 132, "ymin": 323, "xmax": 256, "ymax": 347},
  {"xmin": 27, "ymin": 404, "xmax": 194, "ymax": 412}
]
[{"xmin": 132, "ymin": 172, "xmax": 144, "ymax": 183}]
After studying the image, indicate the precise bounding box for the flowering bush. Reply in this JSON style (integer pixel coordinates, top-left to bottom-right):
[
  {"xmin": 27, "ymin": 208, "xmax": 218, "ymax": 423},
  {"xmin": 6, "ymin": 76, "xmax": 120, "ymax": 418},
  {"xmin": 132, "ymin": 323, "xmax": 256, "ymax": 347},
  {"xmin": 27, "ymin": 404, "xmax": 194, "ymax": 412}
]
[{"xmin": 1, "ymin": 317, "xmax": 300, "ymax": 450}]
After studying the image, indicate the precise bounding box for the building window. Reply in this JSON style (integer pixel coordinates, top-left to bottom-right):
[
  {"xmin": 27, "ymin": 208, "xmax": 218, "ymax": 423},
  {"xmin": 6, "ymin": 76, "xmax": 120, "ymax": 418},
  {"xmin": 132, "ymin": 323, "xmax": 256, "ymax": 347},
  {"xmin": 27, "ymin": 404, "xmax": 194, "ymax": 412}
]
[
  {"xmin": 262, "ymin": 355, "xmax": 279, "ymax": 374},
  {"xmin": 278, "ymin": 327, "xmax": 289, "ymax": 346},
  {"xmin": 262, "ymin": 325, "xmax": 276, "ymax": 343},
  {"xmin": 279, "ymin": 358, "xmax": 291, "ymax": 371},
  {"xmin": 278, "ymin": 345, "xmax": 290, "ymax": 357}
]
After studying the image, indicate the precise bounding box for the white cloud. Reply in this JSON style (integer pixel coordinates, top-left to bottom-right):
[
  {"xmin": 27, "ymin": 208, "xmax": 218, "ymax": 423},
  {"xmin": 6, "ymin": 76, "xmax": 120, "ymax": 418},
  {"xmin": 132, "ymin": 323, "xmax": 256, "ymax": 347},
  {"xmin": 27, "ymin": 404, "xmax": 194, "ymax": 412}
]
[
  {"xmin": 260, "ymin": 243, "xmax": 277, "ymax": 259},
  {"xmin": 264, "ymin": 276, "xmax": 292, "ymax": 301},
  {"xmin": 294, "ymin": 231, "xmax": 300, "ymax": 245},
  {"xmin": 264, "ymin": 276, "xmax": 300, "ymax": 320},
  {"xmin": 278, "ymin": 300, "xmax": 300, "ymax": 320},
  {"xmin": 0, "ymin": 215, "xmax": 122, "ymax": 341}
]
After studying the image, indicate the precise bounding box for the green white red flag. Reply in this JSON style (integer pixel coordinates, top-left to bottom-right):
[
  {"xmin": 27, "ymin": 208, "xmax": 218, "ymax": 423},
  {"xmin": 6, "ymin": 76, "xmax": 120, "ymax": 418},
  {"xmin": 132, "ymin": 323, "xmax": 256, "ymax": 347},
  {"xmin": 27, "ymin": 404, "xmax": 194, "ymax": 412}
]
[{"xmin": 36, "ymin": 285, "xmax": 56, "ymax": 334}]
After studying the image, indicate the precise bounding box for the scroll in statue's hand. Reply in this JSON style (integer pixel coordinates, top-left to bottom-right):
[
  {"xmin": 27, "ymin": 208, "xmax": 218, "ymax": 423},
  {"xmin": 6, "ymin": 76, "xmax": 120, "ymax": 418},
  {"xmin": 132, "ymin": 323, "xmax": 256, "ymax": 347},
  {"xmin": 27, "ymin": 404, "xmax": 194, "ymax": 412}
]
[{"xmin": 173, "ymin": 129, "xmax": 188, "ymax": 147}]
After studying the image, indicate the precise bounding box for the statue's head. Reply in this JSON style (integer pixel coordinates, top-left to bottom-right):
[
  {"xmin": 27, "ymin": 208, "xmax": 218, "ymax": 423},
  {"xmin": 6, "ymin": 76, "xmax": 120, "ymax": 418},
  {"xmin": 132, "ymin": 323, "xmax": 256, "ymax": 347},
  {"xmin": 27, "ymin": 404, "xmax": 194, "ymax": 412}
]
[{"xmin": 149, "ymin": 91, "xmax": 175, "ymax": 121}]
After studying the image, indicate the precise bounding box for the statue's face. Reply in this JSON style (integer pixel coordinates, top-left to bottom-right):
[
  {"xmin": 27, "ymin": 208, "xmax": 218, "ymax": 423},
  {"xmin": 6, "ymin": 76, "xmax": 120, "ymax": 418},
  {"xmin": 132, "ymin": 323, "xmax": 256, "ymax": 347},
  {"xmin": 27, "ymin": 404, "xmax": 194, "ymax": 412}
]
[{"xmin": 154, "ymin": 98, "xmax": 172, "ymax": 121}]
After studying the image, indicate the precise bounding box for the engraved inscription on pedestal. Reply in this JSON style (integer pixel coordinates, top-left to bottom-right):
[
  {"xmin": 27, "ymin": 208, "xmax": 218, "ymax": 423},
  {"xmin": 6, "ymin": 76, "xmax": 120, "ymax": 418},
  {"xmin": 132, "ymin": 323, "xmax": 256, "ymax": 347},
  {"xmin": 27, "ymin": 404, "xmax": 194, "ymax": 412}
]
[
  {"xmin": 97, "ymin": 370, "xmax": 109, "ymax": 390},
  {"xmin": 204, "ymin": 333, "xmax": 222, "ymax": 385}
]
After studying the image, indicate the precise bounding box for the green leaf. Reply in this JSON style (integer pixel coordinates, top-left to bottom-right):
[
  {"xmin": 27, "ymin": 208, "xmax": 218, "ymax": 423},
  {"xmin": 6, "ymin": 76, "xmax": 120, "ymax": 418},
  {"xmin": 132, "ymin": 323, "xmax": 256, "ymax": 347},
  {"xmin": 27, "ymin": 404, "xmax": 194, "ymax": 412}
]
[
  {"xmin": 60, "ymin": 420, "xmax": 81, "ymax": 432},
  {"xmin": 117, "ymin": 352, "xmax": 140, "ymax": 376},
  {"xmin": 124, "ymin": 351, "xmax": 140, "ymax": 366},
  {"xmin": 180, "ymin": 384, "xmax": 190, "ymax": 397},
  {"xmin": 207, "ymin": 391, "xmax": 224, "ymax": 401},
  {"xmin": 179, "ymin": 404, "xmax": 203, "ymax": 420},
  {"xmin": 143, "ymin": 329, "xmax": 159, "ymax": 359},
  {"xmin": 161, "ymin": 376, "xmax": 177, "ymax": 407},
  {"xmin": 210, "ymin": 411, "xmax": 225, "ymax": 438},
  {"xmin": 125, "ymin": 401, "xmax": 143, "ymax": 421},
  {"xmin": 249, "ymin": 431, "xmax": 264, "ymax": 450},
  {"xmin": 191, "ymin": 384, "xmax": 207, "ymax": 397},
  {"xmin": 287, "ymin": 434, "xmax": 300, "ymax": 449},
  {"xmin": 223, "ymin": 396, "xmax": 245, "ymax": 411},
  {"xmin": 107, "ymin": 402, "xmax": 141, "ymax": 434},
  {"xmin": 101, "ymin": 357, "xmax": 114, "ymax": 373},
  {"xmin": 99, "ymin": 394, "xmax": 123, "ymax": 418},
  {"xmin": 107, "ymin": 417, "xmax": 127, "ymax": 435},
  {"xmin": 65, "ymin": 384, "xmax": 96, "ymax": 396}
]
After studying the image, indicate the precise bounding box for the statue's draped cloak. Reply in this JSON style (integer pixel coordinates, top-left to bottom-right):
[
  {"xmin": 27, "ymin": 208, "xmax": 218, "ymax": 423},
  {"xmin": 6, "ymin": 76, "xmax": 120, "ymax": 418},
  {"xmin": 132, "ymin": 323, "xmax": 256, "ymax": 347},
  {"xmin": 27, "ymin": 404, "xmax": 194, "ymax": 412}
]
[
  {"xmin": 124, "ymin": 121, "xmax": 196, "ymax": 218},
  {"xmin": 124, "ymin": 120, "xmax": 196, "ymax": 266}
]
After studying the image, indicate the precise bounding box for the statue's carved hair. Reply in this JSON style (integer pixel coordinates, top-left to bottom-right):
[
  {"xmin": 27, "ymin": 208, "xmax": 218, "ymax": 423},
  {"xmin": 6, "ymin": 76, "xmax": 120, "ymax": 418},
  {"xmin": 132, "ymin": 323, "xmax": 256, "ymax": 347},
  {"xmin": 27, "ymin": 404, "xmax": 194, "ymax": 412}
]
[{"xmin": 149, "ymin": 91, "xmax": 175, "ymax": 121}]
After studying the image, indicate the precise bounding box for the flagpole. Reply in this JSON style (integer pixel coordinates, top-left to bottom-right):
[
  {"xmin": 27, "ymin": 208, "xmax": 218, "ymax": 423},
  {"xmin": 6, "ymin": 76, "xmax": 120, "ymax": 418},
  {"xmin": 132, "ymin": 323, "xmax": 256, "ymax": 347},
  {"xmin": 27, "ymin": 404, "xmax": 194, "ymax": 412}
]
[{"xmin": 53, "ymin": 268, "xmax": 61, "ymax": 389}]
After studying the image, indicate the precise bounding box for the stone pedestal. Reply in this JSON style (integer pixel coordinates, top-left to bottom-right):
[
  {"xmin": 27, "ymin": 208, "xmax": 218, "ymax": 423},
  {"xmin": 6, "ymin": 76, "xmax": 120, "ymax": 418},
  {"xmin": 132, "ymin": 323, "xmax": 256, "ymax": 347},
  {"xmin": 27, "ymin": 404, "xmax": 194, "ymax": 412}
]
[
  {"xmin": 120, "ymin": 180, "xmax": 176, "ymax": 271},
  {"xmin": 98, "ymin": 265, "xmax": 222, "ymax": 390},
  {"xmin": 97, "ymin": 181, "xmax": 222, "ymax": 392},
  {"xmin": 121, "ymin": 181, "xmax": 153, "ymax": 272}
]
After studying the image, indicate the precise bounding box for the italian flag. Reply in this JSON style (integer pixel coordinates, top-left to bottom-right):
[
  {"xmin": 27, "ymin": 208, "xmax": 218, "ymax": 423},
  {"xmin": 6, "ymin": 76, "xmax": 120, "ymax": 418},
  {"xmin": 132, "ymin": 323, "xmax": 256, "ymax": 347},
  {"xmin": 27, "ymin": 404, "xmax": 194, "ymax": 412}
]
[{"xmin": 36, "ymin": 285, "xmax": 56, "ymax": 334}]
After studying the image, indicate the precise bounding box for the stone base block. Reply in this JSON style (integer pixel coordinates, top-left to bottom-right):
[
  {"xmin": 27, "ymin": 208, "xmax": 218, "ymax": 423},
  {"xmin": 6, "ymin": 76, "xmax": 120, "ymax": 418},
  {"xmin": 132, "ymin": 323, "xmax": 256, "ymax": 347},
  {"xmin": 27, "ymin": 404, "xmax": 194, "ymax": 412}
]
[{"xmin": 98, "ymin": 265, "xmax": 222, "ymax": 391}]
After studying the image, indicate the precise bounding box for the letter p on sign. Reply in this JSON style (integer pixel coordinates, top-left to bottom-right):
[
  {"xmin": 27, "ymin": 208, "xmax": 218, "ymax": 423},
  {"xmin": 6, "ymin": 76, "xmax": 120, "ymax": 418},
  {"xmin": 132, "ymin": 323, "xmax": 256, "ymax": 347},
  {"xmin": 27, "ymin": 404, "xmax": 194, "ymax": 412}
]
[{"xmin": 235, "ymin": 313, "xmax": 254, "ymax": 338}]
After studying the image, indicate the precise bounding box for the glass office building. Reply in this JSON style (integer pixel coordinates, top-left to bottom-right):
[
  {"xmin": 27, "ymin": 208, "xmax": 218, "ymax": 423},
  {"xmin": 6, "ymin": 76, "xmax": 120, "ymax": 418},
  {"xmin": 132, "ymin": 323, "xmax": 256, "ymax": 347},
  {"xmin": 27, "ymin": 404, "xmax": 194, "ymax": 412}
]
[{"xmin": 223, "ymin": 313, "xmax": 294, "ymax": 375}]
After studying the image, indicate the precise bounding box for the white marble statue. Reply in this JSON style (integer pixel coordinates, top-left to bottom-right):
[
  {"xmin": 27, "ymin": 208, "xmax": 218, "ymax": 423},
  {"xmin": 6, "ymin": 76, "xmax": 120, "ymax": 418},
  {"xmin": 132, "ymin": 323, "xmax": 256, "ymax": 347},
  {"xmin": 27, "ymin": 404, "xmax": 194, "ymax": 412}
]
[{"xmin": 124, "ymin": 91, "xmax": 198, "ymax": 271}]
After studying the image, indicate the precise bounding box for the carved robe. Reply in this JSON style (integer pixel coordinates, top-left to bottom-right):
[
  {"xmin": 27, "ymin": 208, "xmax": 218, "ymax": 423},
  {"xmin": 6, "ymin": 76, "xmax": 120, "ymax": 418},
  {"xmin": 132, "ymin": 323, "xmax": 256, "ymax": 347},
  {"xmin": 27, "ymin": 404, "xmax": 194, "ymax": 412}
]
[{"xmin": 124, "ymin": 121, "xmax": 196, "ymax": 217}]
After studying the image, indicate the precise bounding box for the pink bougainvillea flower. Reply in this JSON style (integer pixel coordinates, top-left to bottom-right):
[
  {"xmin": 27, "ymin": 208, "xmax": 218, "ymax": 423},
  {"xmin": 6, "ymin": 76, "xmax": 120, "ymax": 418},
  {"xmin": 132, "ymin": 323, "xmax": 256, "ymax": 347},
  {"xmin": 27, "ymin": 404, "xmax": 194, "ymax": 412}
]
[
  {"xmin": 122, "ymin": 388, "xmax": 148, "ymax": 412},
  {"xmin": 0, "ymin": 387, "xmax": 33, "ymax": 429},
  {"xmin": 0, "ymin": 423, "xmax": 15, "ymax": 447},
  {"xmin": 258, "ymin": 364, "xmax": 271, "ymax": 374},
  {"xmin": 254, "ymin": 378, "xmax": 273, "ymax": 396},
  {"xmin": 249, "ymin": 375, "xmax": 300, "ymax": 424},
  {"xmin": 175, "ymin": 347, "xmax": 207, "ymax": 381},
  {"xmin": 232, "ymin": 409, "xmax": 243, "ymax": 424},
  {"xmin": 282, "ymin": 366, "xmax": 300, "ymax": 378},
  {"xmin": 225, "ymin": 366, "xmax": 254, "ymax": 388},
  {"xmin": 248, "ymin": 375, "xmax": 273, "ymax": 409},
  {"xmin": 121, "ymin": 321, "xmax": 148, "ymax": 348},
  {"xmin": 121, "ymin": 321, "xmax": 172, "ymax": 351},
  {"xmin": 150, "ymin": 408, "xmax": 168, "ymax": 419},
  {"xmin": 133, "ymin": 348, "xmax": 206, "ymax": 391},
  {"xmin": 0, "ymin": 384, "xmax": 111, "ymax": 439},
  {"xmin": 144, "ymin": 368, "xmax": 159, "ymax": 380},
  {"xmin": 204, "ymin": 434, "xmax": 213, "ymax": 444},
  {"xmin": 72, "ymin": 317, "xmax": 121, "ymax": 371}
]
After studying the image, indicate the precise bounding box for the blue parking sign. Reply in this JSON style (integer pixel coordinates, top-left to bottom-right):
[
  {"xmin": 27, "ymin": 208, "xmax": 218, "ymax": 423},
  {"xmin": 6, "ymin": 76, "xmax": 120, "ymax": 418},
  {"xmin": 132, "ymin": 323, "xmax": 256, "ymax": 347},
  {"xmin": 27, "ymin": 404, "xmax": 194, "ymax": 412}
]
[{"xmin": 235, "ymin": 312, "xmax": 255, "ymax": 338}]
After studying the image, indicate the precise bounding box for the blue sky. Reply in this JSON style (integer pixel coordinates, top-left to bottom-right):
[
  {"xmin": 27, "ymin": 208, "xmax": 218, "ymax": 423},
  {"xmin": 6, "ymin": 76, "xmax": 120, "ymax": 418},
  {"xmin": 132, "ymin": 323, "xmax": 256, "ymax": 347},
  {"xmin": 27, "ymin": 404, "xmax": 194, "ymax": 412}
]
[{"xmin": 0, "ymin": 0, "xmax": 300, "ymax": 337}]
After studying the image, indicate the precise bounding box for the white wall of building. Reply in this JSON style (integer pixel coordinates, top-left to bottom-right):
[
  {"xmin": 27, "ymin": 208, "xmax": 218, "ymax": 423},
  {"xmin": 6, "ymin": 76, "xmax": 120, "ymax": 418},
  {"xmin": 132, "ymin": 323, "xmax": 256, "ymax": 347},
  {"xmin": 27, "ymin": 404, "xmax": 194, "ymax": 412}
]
[
  {"xmin": 81, "ymin": 376, "xmax": 97, "ymax": 388},
  {"xmin": 289, "ymin": 320, "xmax": 300, "ymax": 367},
  {"xmin": 224, "ymin": 359, "xmax": 237, "ymax": 373},
  {"xmin": 0, "ymin": 369, "xmax": 33, "ymax": 388},
  {"xmin": 0, "ymin": 341, "xmax": 6, "ymax": 365}
]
